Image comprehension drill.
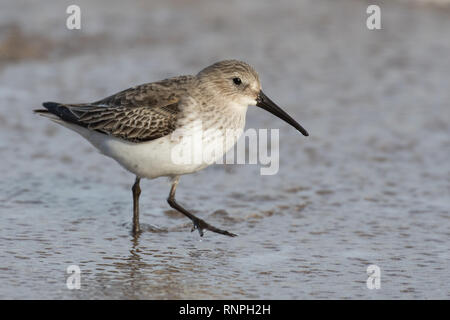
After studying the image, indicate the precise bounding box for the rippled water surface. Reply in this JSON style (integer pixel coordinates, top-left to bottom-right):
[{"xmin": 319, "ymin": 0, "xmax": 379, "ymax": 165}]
[{"xmin": 0, "ymin": 0, "xmax": 449, "ymax": 299}]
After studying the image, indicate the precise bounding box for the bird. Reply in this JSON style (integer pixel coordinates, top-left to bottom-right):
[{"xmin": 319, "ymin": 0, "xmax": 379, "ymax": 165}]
[{"xmin": 34, "ymin": 60, "xmax": 309, "ymax": 237}]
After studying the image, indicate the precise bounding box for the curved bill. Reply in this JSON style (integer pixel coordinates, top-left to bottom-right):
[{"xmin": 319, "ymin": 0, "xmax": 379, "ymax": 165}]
[{"xmin": 256, "ymin": 91, "xmax": 309, "ymax": 136}]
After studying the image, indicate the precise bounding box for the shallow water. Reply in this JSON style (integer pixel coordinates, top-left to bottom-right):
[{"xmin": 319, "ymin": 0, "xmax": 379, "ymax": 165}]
[{"xmin": 0, "ymin": 0, "xmax": 449, "ymax": 299}]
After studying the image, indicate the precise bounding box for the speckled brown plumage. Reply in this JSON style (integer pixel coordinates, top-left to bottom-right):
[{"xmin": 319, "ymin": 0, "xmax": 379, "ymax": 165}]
[{"xmin": 37, "ymin": 75, "xmax": 195, "ymax": 142}]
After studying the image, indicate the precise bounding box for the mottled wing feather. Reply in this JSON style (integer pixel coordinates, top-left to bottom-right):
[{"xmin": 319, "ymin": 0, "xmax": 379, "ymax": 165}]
[
  {"xmin": 67, "ymin": 105, "xmax": 178, "ymax": 142},
  {"xmin": 41, "ymin": 75, "xmax": 195, "ymax": 142},
  {"xmin": 94, "ymin": 75, "xmax": 194, "ymax": 110}
]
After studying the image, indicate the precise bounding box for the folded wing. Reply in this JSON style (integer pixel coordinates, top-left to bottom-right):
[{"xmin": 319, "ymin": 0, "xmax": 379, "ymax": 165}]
[{"xmin": 36, "ymin": 75, "xmax": 194, "ymax": 142}]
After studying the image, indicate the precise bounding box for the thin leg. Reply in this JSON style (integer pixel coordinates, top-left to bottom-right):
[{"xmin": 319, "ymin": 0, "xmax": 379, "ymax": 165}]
[
  {"xmin": 132, "ymin": 176, "xmax": 141, "ymax": 235},
  {"xmin": 167, "ymin": 176, "xmax": 236, "ymax": 237}
]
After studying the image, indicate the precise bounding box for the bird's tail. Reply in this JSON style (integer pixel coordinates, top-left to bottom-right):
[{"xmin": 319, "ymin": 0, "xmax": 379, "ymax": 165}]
[
  {"xmin": 34, "ymin": 109, "xmax": 58, "ymax": 121},
  {"xmin": 34, "ymin": 102, "xmax": 69, "ymax": 122},
  {"xmin": 34, "ymin": 102, "xmax": 95, "ymax": 140}
]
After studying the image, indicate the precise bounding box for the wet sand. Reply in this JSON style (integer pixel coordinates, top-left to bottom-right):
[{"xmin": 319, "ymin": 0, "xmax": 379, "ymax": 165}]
[{"xmin": 0, "ymin": 0, "xmax": 449, "ymax": 299}]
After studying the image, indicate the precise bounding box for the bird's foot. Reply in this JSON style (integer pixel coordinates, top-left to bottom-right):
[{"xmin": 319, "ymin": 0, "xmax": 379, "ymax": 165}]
[{"xmin": 190, "ymin": 217, "xmax": 237, "ymax": 237}]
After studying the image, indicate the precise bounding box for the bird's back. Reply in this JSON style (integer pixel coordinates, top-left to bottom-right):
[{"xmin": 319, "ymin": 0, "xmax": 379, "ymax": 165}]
[{"xmin": 35, "ymin": 75, "xmax": 196, "ymax": 143}]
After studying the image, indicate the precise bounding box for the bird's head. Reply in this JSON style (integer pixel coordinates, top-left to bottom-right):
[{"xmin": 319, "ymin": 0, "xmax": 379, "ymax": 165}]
[{"xmin": 196, "ymin": 60, "xmax": 308, "ymax": 136}]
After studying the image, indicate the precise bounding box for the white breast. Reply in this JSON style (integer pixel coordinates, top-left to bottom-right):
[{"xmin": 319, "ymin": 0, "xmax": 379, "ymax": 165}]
[{"xmin": 62, "ymin": 104, "xmax": 248, "ymax": 180}]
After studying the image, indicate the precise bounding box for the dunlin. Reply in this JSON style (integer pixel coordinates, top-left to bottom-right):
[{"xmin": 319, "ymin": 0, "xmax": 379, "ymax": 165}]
[{"xmin": 35, "ymin": 60, "xmax": 309, "ymax": 237}]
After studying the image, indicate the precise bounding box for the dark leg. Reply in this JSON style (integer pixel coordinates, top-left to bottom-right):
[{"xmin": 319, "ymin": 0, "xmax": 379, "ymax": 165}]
[
  {"xmin": 167, "ymin": 176, "xmax": 236, "ymax": 237},
  {"xmin": 132, "ymin": 176, "xmax": 141, "ymax": 235}
]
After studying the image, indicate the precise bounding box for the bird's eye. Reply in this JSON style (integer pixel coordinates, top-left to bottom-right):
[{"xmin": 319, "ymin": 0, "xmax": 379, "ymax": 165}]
[{"xmin": 233, "ymin": 77, "xmax": 242, "ymax": 85}]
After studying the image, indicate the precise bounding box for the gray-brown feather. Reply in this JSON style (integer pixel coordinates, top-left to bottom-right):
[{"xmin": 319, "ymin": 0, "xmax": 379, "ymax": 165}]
[{"xmin": 40, "ymin": 75, "xmax": 195, "ymax": 142}]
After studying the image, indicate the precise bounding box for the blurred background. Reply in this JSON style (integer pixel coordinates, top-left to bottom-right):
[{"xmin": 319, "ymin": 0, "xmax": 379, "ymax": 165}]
[{"xmin": 0, "ymin": 0, "xmax": 449, "ymax": 299}]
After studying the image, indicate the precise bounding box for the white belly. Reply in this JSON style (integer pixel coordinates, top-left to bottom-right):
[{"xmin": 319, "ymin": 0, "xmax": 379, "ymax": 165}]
[{"xmin": 62, "ymin": 118, "xmax": 245, "ymax": 179}]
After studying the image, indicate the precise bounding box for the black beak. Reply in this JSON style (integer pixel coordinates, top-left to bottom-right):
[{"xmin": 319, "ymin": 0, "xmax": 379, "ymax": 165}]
[{"xmin": 256, "ymin": 91, "xmax": 309, "ymax": 136}]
